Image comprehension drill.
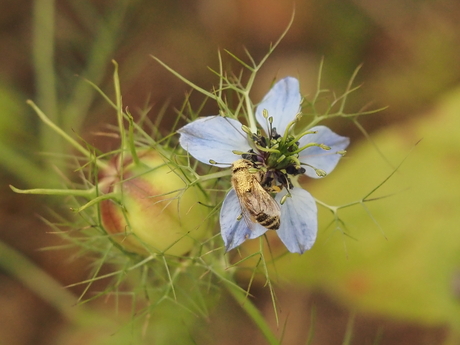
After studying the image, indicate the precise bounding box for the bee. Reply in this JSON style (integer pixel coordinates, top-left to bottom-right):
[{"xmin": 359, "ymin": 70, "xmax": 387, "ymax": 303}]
[{"xmin": 231, "ymin": 159, "xmax": 281, "ymax": 230}]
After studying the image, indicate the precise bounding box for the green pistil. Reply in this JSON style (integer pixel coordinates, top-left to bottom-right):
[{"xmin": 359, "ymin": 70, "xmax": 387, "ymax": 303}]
[
  {"xmin": 266, "ymin": 152, "xmax": 283, "ymax": 168},
  {"xmin": 255, "ymin": 143, "xmax": 280, "ymax": 154},
  {"xmin": 288, "ymin": 155, "xmax": 302, "ymax": 168},
  {"xmin": 280, "ymin": 115, "xmax": 301, "ymax": 144}
]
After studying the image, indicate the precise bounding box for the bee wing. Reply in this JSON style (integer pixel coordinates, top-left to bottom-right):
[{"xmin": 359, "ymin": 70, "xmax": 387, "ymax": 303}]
[
  {"xmin": 246, "ymin": 182, "xmax": 281, "ymax": 218},
  {"xmin": 239, "ymin": 206, "xmax": 257, "ymax": 230},
  {"xmin": 236, "ymin": 182, "xmax": 281, "ymax": 231},
  {"xmin": 233, "ymin": 192, "xmax": 258, "ymax": 231}
]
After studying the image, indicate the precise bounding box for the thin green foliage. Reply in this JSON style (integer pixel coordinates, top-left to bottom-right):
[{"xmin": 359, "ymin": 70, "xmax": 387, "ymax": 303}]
[{"xmin": 10, "ymin": 7, "xmax": 393, "ymax": 344}]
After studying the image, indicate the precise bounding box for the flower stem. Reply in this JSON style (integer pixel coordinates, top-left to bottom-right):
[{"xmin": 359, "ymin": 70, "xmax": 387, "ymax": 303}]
[
  {"xmin": 227, "ymin": 284, "xmax": 280, "ymax": 345},
  {"xmin": 244, "ymin": 90, "xmax": 257, "ymax": 133},
  {"xmin": 32, "ymin": 0, "xmax": 59, "ymax": 156}
]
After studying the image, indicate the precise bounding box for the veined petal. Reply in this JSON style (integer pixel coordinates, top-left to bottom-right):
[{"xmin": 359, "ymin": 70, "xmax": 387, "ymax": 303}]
[
  {"xmin": 255, "ymin": 77, "xmax": 301, "ymax": 135},
  {"xmin": 298, "ymin": 126, "xmax": 350, "ymax": 178},
  {"xmin": 275, "ymin": 188, "xmax": 317, "ymax": 254},
  {"xmin": 178, "ymin": 116, "xmax": 250, "ymax": 167},
  {"xmin": 220, "ymin": 189, "xmax": 268, "ymax": 251}
]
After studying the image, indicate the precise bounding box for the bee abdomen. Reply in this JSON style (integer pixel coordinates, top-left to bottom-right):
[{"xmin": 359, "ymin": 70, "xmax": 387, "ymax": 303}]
[{"xmin": 255, "ymin": 213, "xmax": 280, "ymax": 230}]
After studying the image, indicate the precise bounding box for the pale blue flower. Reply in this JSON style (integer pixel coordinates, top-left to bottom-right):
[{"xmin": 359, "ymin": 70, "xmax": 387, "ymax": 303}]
[{"xmin": 178, "ymin": 77, "xmax": 349, "ymax": 254}]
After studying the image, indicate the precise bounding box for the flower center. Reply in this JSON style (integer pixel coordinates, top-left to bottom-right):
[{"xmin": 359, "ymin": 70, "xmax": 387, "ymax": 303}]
[
  {"xmin": 239, "ymin": 128, "xmax": 301, "ymax": 191},
  {"xmin": 233, "ymin": 113, "xmax": 331, "ymax": 198}
]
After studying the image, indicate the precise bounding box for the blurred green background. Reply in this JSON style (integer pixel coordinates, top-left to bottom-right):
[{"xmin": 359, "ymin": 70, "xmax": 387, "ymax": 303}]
[{"xmin": 1, "ymin": 0, "xmax": 460, "ymax": 344}]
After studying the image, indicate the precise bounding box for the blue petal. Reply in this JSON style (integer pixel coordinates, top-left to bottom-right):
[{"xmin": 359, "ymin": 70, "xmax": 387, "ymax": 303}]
[
  {"xmin": 255, "ymin": 77, "xmax": 301, "ymax": 135},
  {"xmin": 178, "ymin": 116, "xmax": 251, "ymax": 167},
  {"xmin": 220, "ymin": 189, "xmax": 268, "ymax": 251},
  {"xmin": 298, "ymin": 126, "xmax": 350, "ymax": 178},
  {"xmin": 275, "ymin": 188, "xmax": 317, "ymax": 254}
]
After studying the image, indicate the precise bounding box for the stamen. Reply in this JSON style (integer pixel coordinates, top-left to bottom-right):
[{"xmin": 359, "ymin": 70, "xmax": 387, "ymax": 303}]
[
  {"xmin": 315, "ymin": 169, "xmax": 327, "ymax": 177},
  {"xmin": 255, "ymin": 143, "xmax": 280, "ymax": 154},
  {"xmin": 280, "ymin": 193, "xmax": 291, "ymax": 205},
  {"xmin": 287, "ymin": 130, "xmax": 318, "ymax": 147},
  {"xmin": 241, "ymin": 125, "xmax": 252, "ymax": 135},
  {"xmin": 337, "ymin": 150, "xmax": 347, "ymax": 156},
  {"xmin": 292, "ymin": 142, "xmax": 328, "ymax": 155},
  {"xmin": 232, "ymin": 150, "xmax": 247, "ymax": 155},
  {"xmin": 281, "ymin": 115, "xmax": 301, "ymax": 143},
  {"xmin": 209, "ymin": 159, "xmax": 233, "ymax": 165},
  {"xmin": 300, "ymin": 162, "xmax": 327, "ymax": 177},
  {"xmin": 263, "ymin": 110, "xmax": 276, "ymax": 141}
]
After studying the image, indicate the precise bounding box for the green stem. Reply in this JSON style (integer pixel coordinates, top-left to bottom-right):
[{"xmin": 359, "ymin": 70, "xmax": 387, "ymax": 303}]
[
  {"xmin": 227, "ymin": 284, "xmax": 280, "ymax": 345},
  {"xmin": 244, "ymin": 90, "xmax": 257, "ymax": 133},
  {"xmin": 32, "ymin": 0, "xmax": 59, "ymax": 155}
]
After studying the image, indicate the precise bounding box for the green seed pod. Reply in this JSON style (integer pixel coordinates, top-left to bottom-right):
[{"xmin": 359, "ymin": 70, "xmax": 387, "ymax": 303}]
[{"xmin": 99, "ymin": 150, "xmax": 210, "ymax": 256}]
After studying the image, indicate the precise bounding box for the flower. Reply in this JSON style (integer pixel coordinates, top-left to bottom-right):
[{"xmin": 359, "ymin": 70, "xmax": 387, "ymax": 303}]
[{"xmin": 178, "ymin": 77, "xmax": 349, "ymax": 254}]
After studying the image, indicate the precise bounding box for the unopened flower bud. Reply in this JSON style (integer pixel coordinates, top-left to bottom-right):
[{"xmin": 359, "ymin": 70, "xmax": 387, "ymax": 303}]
[{"xmin": 99, "ymin": 150, "xmax": 209, "ymax": 256}]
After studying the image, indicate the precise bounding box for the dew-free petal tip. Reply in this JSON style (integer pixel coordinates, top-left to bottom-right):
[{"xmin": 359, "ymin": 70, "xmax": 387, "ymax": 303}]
[
  {"xmin": 255, "ymin": 77, "xmax": 302, "ymax": 135},
  {"xmin": 276, "ymin": 188, "xmax": 317, "ymax": 254}
]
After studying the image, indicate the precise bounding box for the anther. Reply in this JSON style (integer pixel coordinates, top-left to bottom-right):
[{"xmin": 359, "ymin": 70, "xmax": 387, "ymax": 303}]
[
  {"xmin": 315, "ymin": 169, "xmax": 327, "ymax": 177},
  {"xmin": 232, "ymin": 150, "xmax": 246, "ymax": 155},
  {"xmin": 280, "ymin": 194, "xmax": 291, "ymax": 205},
  {"xmin": 241, "ymin": 125, "xmax": 252, "ymax": 135}
]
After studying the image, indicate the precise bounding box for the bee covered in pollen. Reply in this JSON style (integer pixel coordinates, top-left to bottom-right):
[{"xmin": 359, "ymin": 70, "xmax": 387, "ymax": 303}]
[{"xmin": 231, "ymin": 159, "xmax": 281, "ymax": 230}]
